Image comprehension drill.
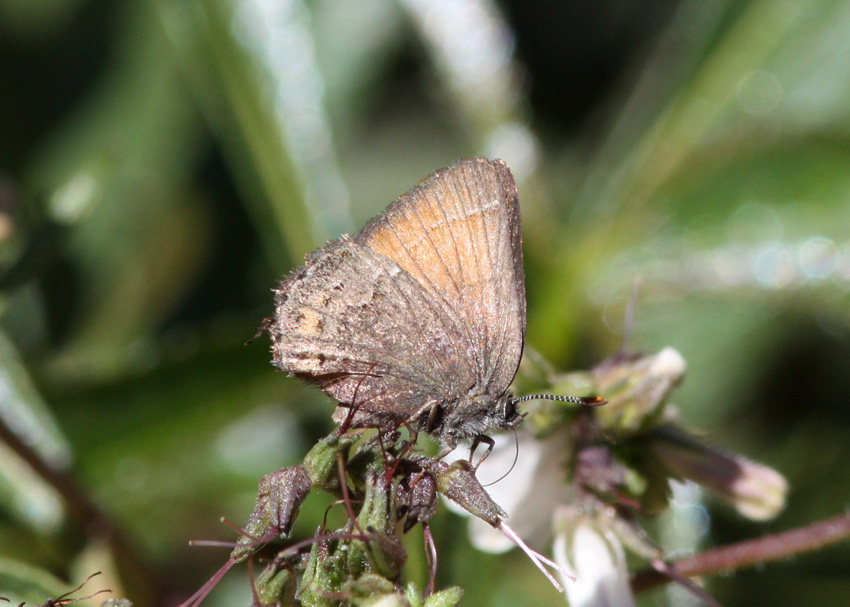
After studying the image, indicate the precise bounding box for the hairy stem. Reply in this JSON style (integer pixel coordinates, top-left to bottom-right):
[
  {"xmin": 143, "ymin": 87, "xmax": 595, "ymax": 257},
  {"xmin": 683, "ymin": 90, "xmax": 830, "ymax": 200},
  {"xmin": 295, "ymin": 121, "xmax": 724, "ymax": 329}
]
[{"xmin": 632, "ymin": 512, "xmax": 850, "ymax": 593}]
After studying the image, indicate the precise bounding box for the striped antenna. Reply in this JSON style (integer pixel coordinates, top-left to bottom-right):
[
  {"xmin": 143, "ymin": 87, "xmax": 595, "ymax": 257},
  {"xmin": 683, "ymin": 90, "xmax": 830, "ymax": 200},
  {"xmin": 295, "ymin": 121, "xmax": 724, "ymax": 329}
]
[{"xmin": 513, "ymin": 394, "xmax": 607, "ymax": 406}]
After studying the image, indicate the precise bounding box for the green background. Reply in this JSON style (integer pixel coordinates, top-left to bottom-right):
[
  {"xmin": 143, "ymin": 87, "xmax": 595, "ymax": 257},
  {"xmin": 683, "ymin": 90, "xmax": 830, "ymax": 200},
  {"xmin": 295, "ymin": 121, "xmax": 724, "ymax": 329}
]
[{"xmin": 0, "ymin": 0, "xmax": 848, "ymax": 605}]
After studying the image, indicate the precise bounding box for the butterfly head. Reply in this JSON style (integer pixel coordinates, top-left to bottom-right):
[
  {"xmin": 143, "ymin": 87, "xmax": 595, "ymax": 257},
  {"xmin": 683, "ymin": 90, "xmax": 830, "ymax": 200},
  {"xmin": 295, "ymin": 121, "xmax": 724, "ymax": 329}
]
[{"xmin": 430, "ymin": 391, "xmax": 524, "ymax": 447}]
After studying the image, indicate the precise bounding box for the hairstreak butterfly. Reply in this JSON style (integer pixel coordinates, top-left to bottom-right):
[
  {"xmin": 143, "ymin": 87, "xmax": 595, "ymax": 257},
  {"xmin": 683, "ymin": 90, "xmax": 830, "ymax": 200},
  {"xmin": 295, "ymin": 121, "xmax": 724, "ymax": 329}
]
[{"xmin": 268, "ymin": 158, "xmax": 600, "ymax": 448}]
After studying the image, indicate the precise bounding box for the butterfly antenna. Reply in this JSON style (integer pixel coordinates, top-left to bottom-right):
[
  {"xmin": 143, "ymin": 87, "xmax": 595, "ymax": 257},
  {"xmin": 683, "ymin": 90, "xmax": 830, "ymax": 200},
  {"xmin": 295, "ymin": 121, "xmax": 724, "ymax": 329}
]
[{"xmin": 513, "ymin": 394, "xmax": 607, "ymax": 406}]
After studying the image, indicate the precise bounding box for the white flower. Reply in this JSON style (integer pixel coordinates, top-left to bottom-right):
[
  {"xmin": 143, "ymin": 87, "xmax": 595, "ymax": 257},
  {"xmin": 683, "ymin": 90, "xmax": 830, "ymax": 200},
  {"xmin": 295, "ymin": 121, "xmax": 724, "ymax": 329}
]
[
  {"xmin": 553, "ymin": 508, "xmax": 635, "ymax": 607},
  {"xmin": 445, "ymin": 431, "xmax": 635, "ymax": 605}
]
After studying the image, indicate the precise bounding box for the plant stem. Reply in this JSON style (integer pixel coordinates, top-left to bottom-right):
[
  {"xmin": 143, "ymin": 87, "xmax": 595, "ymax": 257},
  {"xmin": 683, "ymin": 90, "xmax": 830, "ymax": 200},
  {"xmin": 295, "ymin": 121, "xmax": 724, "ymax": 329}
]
[
  {"xmin": 0, "ymin": 416, "xmax": 163, "ymax": 603},
  {"xmin": 632, "ymin": 512, "xmax": 850, "ymax": 593}
]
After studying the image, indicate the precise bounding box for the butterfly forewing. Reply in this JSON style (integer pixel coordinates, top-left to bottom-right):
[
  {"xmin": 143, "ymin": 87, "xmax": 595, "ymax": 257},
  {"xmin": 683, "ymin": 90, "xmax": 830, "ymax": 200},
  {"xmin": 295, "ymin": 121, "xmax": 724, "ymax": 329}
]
[
  {"xmin": 357, "ymin": 158, "xmax": 525, "ymax": 395},
  {"xmin": 271, "ymin": 158, "xmax": 525, "ymax": 436}
]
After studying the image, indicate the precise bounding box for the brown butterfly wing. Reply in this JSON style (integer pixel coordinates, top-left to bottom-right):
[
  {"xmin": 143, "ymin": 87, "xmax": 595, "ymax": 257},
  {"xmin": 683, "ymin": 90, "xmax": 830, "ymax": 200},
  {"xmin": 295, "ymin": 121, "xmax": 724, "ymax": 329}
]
[
  {"xmin": 270, "ymin": 158, "xmax": 525, "ymax": 434},
  {"xmin": 356, "ymin": 158, "xmax": 526, "ymax": 399},
  {"xmin": 271, "ymin": 237, "xmax": 473, "ymax": 429}
]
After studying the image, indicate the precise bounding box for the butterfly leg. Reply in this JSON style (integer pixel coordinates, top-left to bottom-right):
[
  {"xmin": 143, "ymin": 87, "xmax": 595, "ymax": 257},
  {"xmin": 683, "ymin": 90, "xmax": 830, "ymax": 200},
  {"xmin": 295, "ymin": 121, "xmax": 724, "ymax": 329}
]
[
  {"xmin": 335, "ymin": 363, "xmax": 380, "ymax": 436},
  {"xmin": 469, "ymin": 434, "xmax": 495, "ymax": 470}
]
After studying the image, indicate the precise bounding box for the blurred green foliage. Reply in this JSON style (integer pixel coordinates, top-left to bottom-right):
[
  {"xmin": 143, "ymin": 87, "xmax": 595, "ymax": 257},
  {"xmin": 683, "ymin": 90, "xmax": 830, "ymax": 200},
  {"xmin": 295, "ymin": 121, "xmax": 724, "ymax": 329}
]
[{"xmin": 0, "ymin": 0, "xmax": 849, "ymax": 605}]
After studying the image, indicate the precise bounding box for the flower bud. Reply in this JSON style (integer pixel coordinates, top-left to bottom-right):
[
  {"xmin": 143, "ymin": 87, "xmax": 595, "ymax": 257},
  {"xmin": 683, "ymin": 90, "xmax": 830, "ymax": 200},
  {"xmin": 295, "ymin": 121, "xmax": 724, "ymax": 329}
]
[
  {"xmin": 648, "ymin": 424, "xmax": 787, "ymax": 520},
  {"xmin": 592, "ymin": 347, "xmax": 687, "ymax": 434},
  {"xmin": 231, "ymin": 465, "xmax": 312, "ymax": 563}
]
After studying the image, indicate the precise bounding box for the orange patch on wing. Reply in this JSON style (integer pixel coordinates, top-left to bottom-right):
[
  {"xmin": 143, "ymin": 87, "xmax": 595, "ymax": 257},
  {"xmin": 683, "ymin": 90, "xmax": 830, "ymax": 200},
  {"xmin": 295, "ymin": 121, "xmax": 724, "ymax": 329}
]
[
  {"xmin": 363, "ymin": 191, "xmax": 502, "ymax": 301},
  {"xmin": 298, "ymin": 307, "xmax": 323, "ymax": 335}
]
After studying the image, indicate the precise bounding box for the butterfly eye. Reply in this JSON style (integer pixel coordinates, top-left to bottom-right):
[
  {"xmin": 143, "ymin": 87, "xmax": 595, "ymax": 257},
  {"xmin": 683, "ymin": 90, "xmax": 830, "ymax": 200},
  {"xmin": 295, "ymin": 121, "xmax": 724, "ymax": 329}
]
[{"xmin": 502, "ymin": 399, "xmax": 518, "ymax": 421}]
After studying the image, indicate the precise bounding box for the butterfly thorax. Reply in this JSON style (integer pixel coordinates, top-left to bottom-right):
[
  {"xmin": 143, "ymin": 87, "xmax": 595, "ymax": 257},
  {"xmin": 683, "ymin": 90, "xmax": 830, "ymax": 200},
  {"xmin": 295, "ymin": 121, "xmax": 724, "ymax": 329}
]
[{"xmin": 428, "ymin": 391, "xmax": 522, "ymax": 447}]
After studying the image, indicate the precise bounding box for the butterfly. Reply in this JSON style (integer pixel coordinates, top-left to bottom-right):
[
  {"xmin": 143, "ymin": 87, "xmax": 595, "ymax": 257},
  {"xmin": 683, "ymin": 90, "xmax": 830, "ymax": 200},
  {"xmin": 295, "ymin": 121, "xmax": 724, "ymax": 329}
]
[{"xmin": 268, "ymin": 158, "xmax": 597, "ymax": 448}]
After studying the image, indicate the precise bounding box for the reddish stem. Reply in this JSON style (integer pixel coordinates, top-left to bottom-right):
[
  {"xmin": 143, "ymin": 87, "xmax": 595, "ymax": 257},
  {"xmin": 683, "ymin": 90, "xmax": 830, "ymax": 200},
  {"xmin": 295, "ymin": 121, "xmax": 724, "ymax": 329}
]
[
  {"xmin": 632, "ymin": 512, "xmax": 850, "ymax": 593},
  {"xmin": 0, "ymin": 417, "xmax": 163, "ymax": 602}
]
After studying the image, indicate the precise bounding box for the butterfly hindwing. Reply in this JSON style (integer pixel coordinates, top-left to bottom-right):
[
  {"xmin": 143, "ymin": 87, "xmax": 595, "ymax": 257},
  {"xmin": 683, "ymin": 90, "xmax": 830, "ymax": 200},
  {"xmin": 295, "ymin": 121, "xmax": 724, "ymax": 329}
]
[{"xmin": 271, "ymin": 237, "xmax": 474, "ymax": 428}]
